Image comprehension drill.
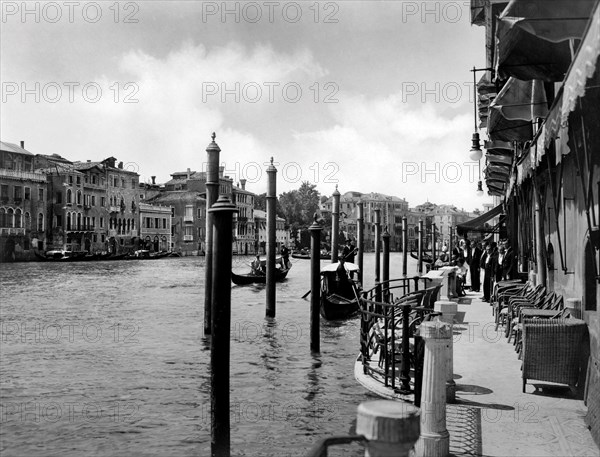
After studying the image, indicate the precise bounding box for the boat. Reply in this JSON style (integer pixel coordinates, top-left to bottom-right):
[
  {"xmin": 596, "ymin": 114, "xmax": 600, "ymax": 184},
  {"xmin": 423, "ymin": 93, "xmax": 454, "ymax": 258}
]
[
  {"xmin": 231, "ymin": 267, "xmax": 291, "ymax": 285},
  {"xmin": 34, "ymin": 250, "xmax": 100, "ymax": 261},
  {"xmin": 124, "ymin": 250, "xmax": 171, "ymax": 260},
  {"xmin": 291, "ymin": 252, "xmax": 310, "ymax": 259},
  {"xmin": 320, "ymin": 261, "xmax": 361, "ymax": 320},
  {"xmin": 410, "ymin": 250, "xmax": 433, "ymax": 264},
  {"xmin": 231, "ymin": 255, "xmax": 291, "ymax": 285}
]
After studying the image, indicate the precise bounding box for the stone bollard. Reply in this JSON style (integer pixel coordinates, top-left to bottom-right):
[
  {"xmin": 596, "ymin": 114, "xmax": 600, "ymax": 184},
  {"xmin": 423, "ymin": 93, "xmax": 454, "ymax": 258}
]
[
  {"xmin": 439, "ymin": 267, "xmax": 458, "ymax": 300},
  {"xmin": 434, "ymin": 301, "xmax": 456, "ymax": 403},
  {"xmin": 356, "ymin": 400, "xmax": 420, "ymax": 457},
  {"xmin": 414, "ymin": 321, "xmax": 451, "ymax": 457}
]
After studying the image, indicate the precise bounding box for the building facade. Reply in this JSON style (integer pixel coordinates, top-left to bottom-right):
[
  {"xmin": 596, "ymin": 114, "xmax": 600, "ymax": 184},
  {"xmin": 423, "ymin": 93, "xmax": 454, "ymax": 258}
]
[
  {"xmin": 138, "ymin": 202, "xmax": 172, "ymax": 252},
  {"xmin": 0, "ymin": 141, "xmax": 47, "ymax": 261}
]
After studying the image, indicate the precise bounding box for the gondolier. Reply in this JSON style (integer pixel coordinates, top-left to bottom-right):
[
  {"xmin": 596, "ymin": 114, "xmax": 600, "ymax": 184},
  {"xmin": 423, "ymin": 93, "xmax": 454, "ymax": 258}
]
[{"xmin": 341, "ymin": 239, "xmax": 356, "ymax": 263}]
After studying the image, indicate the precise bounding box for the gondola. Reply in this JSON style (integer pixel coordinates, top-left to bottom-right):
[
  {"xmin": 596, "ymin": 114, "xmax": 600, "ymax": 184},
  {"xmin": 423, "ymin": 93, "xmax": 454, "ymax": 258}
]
[
  {"xmin": 34, "ymin": 250, "xmax": 100, "ymax": 261},
  {"xmin": 410, "ymin": 250, "xmax": 433, "ymax": 264},
  {"xmin": 291, "ymin": 252, "xmax": 310, "ymax": 259},
  {"xmin": 320, "ymin": 261, "xmax": 361, "ymax": 320},
  {"xmin": 231, "ymin": 267, "xmax": 291, "ymax": 285}
]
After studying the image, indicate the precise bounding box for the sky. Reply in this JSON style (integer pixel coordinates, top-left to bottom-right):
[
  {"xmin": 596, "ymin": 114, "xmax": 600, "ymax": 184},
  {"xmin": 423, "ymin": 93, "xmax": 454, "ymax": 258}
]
[{"xmin": 1, "ymin": 0, "xmax": 490, "ymax": 211}]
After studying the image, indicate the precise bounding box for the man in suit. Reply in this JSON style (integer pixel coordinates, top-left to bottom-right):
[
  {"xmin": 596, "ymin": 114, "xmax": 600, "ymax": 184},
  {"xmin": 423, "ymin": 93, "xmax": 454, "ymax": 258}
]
[
  {"xmin": 481, "ymin": 242, "xmax": 497, "ymax": 302},
  {"xmin": 469, "ymin": 240, "xmax": 482, "ymax": 292},
  {"xmin": 494, "ymin": 240, "xmax": 514, "ymax": 281}
]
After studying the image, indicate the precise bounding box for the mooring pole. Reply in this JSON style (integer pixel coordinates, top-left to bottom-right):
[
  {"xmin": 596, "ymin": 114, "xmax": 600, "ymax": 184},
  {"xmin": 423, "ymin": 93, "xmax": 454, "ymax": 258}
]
[
  {"xmin": 402, "ymin": 216, "xmax": 408, "ymax": 277},
  {"xmin": 204, "ymin": 132, "xmax": 220, "ymax": 336},
  {"xmin": 266, "ymin": 158, "xmax": 278, "ymax": 318},
  {"xmin": 331, "ymin": 185, "xmax": 340, "ymax": 263},
  {"xmin": 209, "ymin": 195, "xmax": 237, "ymax": 457},
  {"xmin": 374, "ymin": 207, "xmax": 381, "ymax": 302},
  {"xmin": 431, "ymin": 223, "xmax": 437, "ymax": 263},
  {"xmin": 418, "ymin": 220, "xmax": 423, "ymax": 274},
  {"xmin": 309, "ymin": 215, "xmax": 322, "ymax": 352},
  {"xmin": 357, "ymin": 201, "xmax": 364, "ymax": 285},
  {"xmin": 449, "ymin": 226, "xmax": 454, "ymax": 255},
  {"xmin": 382, "ymin": 227, "xmax": 390, "ymax": 303}
]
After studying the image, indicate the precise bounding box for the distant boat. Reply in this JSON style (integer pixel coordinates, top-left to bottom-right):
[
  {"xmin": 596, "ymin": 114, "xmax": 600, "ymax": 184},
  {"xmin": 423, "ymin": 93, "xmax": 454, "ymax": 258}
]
[
  {"xmin": 231, "ymin": 267, "xmax": 291, "ymax": 285},
  {"xmin": 410, "ymin": 250, "xmax": 433, "ymax": 264},
  {"xmin": 34, "ymin": 250, "xmax": 107, "ymax": 262},
  {"xmin": 320, "ymin": 261, "xmax": 361, "ymax": 320},
  {"xmin": 291, "ymin": 250, "xmax": 332, "ymax": 260}
]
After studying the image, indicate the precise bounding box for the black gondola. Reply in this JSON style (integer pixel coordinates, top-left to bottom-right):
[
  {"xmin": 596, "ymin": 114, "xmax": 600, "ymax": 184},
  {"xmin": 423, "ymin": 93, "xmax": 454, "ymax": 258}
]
[
  {"xmin": 320, "ymin": 261, "xmax": 361, "ymax": 320},
  {"xmin": 231, "ymin": 267, "xmax": 291, "ymax": 285}
]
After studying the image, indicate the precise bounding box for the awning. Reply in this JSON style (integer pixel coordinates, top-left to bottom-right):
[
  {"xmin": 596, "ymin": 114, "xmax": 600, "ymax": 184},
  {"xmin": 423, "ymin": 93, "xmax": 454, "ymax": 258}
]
[
  {"xmin": 496, "ymin": 0, "xmax": 597, "ymax": 81},
  {"xmin": 534, "ymin": 1, "xmax": 600, "ymax": 163},
  {"xmin": 489, "ymin": 77, "xmax": 548, "ymax": 120},
  {"xmin": 456, "ymin": 204, "xmax": 504, "ymax": 235}
]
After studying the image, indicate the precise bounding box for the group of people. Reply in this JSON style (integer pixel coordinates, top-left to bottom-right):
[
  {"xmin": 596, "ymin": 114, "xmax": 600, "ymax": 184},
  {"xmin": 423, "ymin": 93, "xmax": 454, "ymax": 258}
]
[
  {"xmin": 250, "ymin": 245, "xmax": 291, "ymax": 275},
  {"xmin": 435, "ymin": 238, "xmax": 515, "ymax": 300}
]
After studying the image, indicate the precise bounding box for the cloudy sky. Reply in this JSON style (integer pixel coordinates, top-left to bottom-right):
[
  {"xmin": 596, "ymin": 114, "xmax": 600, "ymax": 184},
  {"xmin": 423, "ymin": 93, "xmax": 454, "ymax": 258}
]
[{"xmin": 1, "ymin": 1, "xmax": 489, "ymax": 210}]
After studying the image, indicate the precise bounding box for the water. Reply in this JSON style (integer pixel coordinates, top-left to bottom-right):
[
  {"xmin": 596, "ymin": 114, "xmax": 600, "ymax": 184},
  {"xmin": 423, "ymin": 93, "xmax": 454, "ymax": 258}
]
[{"xmin": 0, "ymin": 253, "xmax": 420, "ymax": 456}]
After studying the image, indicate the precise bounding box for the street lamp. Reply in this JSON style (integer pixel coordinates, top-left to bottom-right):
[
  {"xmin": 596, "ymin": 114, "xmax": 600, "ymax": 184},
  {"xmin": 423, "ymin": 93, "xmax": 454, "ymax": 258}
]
[{"xmin": 469, "ymin": 66, "xmax": 483, "ymax": 161}]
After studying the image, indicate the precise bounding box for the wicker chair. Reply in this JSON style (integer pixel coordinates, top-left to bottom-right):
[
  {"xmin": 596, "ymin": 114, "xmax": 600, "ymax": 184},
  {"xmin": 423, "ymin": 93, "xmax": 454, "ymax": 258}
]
[{"xmin": 522, "ymin": 318, "xmax": 587, "ymax": 393}]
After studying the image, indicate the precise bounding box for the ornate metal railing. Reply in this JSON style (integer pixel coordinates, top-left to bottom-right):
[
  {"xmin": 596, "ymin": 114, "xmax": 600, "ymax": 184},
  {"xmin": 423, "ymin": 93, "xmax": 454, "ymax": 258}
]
[{"xmin": 359, "ymin": 280, "xmax": 441, "ymax": 405}]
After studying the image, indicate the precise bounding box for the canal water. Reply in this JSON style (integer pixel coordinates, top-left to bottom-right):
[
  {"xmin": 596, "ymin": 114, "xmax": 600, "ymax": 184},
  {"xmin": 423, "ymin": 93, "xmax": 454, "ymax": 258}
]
[{"xmin": 0, "ymin": 253, "xmax": 420, "ymax": 456}]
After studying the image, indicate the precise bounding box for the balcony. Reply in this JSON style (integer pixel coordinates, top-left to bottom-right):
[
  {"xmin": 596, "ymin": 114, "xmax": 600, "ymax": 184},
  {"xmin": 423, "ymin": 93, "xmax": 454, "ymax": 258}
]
[
  {"xmin": 109, "ymin": 206, "xmax": 120, "ymax": 213},
  {"xmin": 0, "ymin": 228, "xmax": 26, "ymax": 236},
  {"xmin": 183, "ymin": 235, "xmax": 193, "ymax": 241},
  {"xmin": 0, "ymin": 169, "xmax": 46, "ymax": 183},
  {"xmin": 183, "ymin": 215, "xmax": 194, "ymax": 223}
]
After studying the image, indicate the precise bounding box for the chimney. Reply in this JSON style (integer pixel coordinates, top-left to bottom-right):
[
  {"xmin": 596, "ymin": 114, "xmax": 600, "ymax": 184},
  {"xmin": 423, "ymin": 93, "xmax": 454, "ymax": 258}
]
[
  {"xmin": 87, "ymin": 159, "xmax": 91, "ymax": 163},
  {"xmin": 240, "ymin": 178, "xmax": 246, "ymax": 190},
  {"xmin": 151, "ymin": 176, "xmax": 156, "ymax": 185},
  {"xmin": 20, "ymin": 140, "xmax": 25, "ymax": 149},
  {"xmin": 118, "ymin": 161, "xmax": 123, "ymax": 169},
  {"xmin": 187, "ymin": 168, "xmax": 191, "ymax": 179}
]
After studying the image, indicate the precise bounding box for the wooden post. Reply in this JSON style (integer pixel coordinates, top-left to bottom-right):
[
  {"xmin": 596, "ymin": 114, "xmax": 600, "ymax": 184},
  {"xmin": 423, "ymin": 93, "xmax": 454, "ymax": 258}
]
[
  {"xmin": 309, "ymin": 215, "xmax": 322, "ymax": 353},
  {"xmin": 374, "ymin": 208, "xmax": 381, "ymax": 302},
  {"xmin": 431, "ymin": 223, "xmax": 437, "ymax": 263},
  {"xmin": 414, "ymin": 321, "xmax": 451, "ymax": 457},
  {"xmin": 382, "ymin": 227, "xmax": 390, "ymax": 302},
  {"xmin": 331, "ymin": 185, "xmax": 340, "ymax": 263},
  {"xmin": 357, "ymin": 201, "xmax": 364, "ymax": 285},
  {"xmin": 534, "ymin": 190, "xmax": 546, "ymax": 287},
  {"xmin": 209, "ymin": 195, "xmax": 237, "ymax": 457},
  {"xmin": 449, "ymin": 226, "xmax": 454, "ymax": 255},
  {"xmin": 418, "ymin": 220, "xmax": 423, "ymax": 274},
  {"xmin": 204, "ymin": 133, "xmax": 220, "ymax": 336},
  {"xmin": 356, "ymin": 400, "xmax": 420, "ymax": 457},
  {"xmin": 402, "ymin": 216, "xmax": 408, "ymax": 277},
  {"xmin": 266, "ymin": 158, "xmax": 277, "ymax": 318}
]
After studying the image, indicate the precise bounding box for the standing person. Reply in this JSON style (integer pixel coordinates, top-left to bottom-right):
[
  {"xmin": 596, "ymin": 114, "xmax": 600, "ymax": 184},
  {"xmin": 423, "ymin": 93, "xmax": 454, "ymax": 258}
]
[
  {"xmin": 469, "ymin": 240, "xmax": 483, "ymax": 292},
  {"xmin": 342, "ymin": 239, "xmax": 356, "ymax": 263},
  {"xmin": 280, "ymin": 245, "xmax": 290, "ymax": 269},
  {"xmin": 494, "ymin": 240, "xmax": 513, "ymax": 281},
  {"xmin": 481, "ymin": 243, "xmax": 494, "ymax": 302},
  {"xmin": 503, "ymin": 240, "xmax": 516, "ymax": 280}
]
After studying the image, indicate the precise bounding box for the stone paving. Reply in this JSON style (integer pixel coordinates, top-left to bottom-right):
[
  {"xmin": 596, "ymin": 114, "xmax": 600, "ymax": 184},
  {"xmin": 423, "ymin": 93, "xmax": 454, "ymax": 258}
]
[{"xmin": 451, "ymin": 290, "xmax": 598, "ymax": 457}]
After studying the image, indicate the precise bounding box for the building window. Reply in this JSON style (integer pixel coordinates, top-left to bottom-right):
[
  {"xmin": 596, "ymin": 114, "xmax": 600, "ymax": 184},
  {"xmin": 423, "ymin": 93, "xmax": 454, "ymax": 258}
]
[
  {"xmin": 101, "ymin": 196, "xmax": 105, "ymax": 207},
  {"xmin": 185, "ymin": 205, "xmax": 193, "ymax": 219},
  {"xmin": 93, "ymin": 234, "xmax": 97, "ymax": 242},
  {"xmin": 92, "ymin": 175, "xmax": 97, "ymax": 185},
  {"xmin": 131, "ymin": 179, "xmax": 136, "ymax": 189},
  {"xmin": 24, "ymin": 187, "xmax": 31, "ymax": 200},
  {"xmin": 184, "ymin": 225, "xmax": 193, "ymax": 240},
  {"xmin": 14, "ymin": 209, "xmax": 22, "ymax": 228},
  {"xmin": 92, "ymin": 217, "xmax": 96, "ymax": 229},
  {"xmin": 91, "ymin": 195, "xmax": 96, "ymax": 206},
  {"xmin": 76, "ymin": 190, "xmax": 82, "ymax": 205},
  {"xmin": 66, "ymin": 189, "xmax": 72, "ymax": 204},
  {"xmin": 24, "ymin": 212, "xmax": 30, "ymax": 229},
  {"xmin": 38, "ymin": 188, "xmax": 44, "ymax": 200},
  {"xmin": 37, "ymin": 213, "xmax": 44, "ymax": 232},
  {"xmin": 121, "ymin": 178, "xmax": 125, "ymax": 188},
  {"xmin": 171, "ymin": 207, "xmax": 175, "ymax": 217},
  {"xmin": 69, "ymin": 175, "xmax": 73, "ymax": 185},
  {"xmin": 101, "ymin": 234, "xmax": 105, "ymax": 243},
  {"xmin": 76, "ymin": 176, "xmax": 81, "ymax": 185},
  {"xmin": 66, "ymin": 213, "xmax": 71, "ymax": 230},
  {"xmin": 163, "ymin": 218, "xmax": 166, "ymax": 229},
  {"xmin": 56, "ymin": 214, "xmax": 62, "ymax": 227},
  {"xmin": 154, "ymin": 217, "xmax": 159, "ymax": 229},
  {"xmin": 1, "ymin": 185, "xmax": 8, "ymax": 201},
  {"xmin": 0, "ymin": 208, "xmax": 5, "ymax": 227},
  {"xmin": 100, "ymin": 217, "xmax": 104, "ymax": 228},
  {"xmin": 14, "ymin": 186, "xmax": 22, "ymax": 201}
]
